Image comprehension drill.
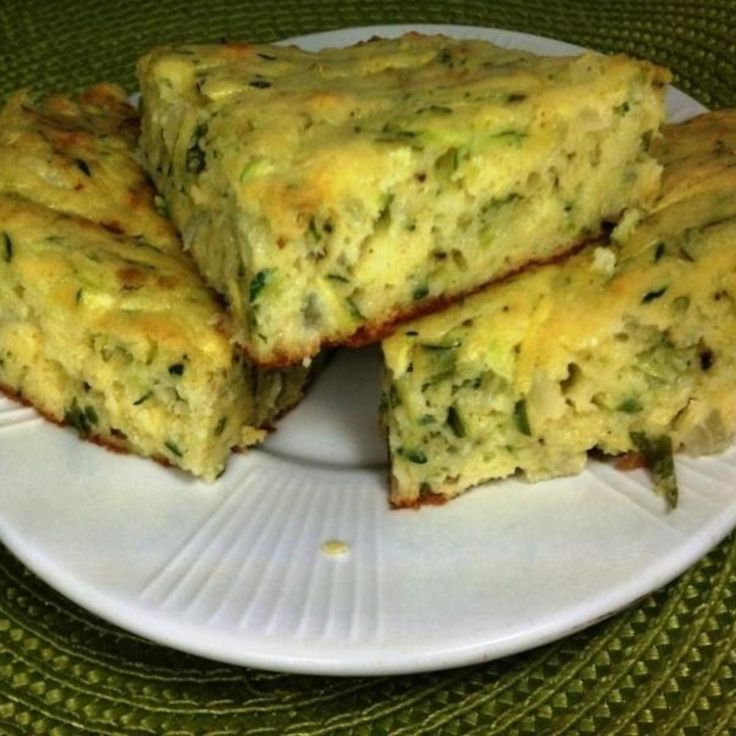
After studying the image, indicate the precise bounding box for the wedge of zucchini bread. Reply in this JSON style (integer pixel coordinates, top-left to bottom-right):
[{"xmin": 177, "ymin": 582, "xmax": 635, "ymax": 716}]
[
  {"xmin": 0, "ymin": 89, "xmax": 317, "ymax": 480},
  {"xmin": 381, "ymin": 110, "xmax": 736, "ymax": 507},
  {"xmin": 137, "ymin": 33, "xmax": 669, "ymax": 366},
  {"xmin": 0, "ymin": 84, "xmax": 180, "ymax": 254}
]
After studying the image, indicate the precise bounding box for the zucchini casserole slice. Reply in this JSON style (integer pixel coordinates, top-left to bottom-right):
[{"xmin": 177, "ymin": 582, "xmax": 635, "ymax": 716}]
[
  {"xmin": 381, "ymin": 110, "xmax": 736, "ymax": 507},
  {"xmin": 0, "ymin": 88, "xmax": 317, "ymax": 480},
  {"xmin": 137, "ymin": 32, "xmax": 668, "ymax": 366},
  {"xmin": 0, "ymin": 84, "xmax": 180, "ymax": 254}
]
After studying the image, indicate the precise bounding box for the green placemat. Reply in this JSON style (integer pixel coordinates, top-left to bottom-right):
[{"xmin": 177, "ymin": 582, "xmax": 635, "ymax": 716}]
[{"xmin": 1, "ymin": 1, "xmax": 735, "ymax": 734}]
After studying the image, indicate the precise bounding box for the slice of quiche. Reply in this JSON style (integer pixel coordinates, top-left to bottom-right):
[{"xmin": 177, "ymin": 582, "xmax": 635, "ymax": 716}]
[
  {"xmin": 381, "ymin": 110, "xmax": 736, "ymax": 507},
  {"xmin": 0, "ymin": 88, "xmax": 317, "ymax": 481},
  {"xmin": 137, "ymin": 32, "xmax": 668, "ymax": 366}
]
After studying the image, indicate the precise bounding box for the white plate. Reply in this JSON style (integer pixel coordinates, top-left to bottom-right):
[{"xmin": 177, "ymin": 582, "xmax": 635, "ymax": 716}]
[{"xmin": 1, "ymin": 25, "xmax": 730, "ymax": 677}]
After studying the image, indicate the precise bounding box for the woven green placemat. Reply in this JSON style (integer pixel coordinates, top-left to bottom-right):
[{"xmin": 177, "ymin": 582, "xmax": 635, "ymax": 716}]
[{"xmin": 1, "ymin": 1, "xmax": 735, "ymax": 734}]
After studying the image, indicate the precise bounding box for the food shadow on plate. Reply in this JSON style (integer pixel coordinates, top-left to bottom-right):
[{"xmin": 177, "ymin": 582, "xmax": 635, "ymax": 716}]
[{"xmin": 260, "ymin": 345, "xmax": 388, "ymax": 470}]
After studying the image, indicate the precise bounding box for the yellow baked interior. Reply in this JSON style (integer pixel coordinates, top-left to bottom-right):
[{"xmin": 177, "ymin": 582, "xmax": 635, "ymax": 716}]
[
  {"xmin": 0, "ymin": 84, "xmax": 180, "ymax": 253},
  {"xmin": 138, "ymin": 33, "xmax": 668, "ymax": 366},
  {"xmin": 0, "ymin": 87, "xmax": 317, "ymax": 480},
  {"xmin": 381, "ymin": 110, "xmax": 736, "ymax": 507}
]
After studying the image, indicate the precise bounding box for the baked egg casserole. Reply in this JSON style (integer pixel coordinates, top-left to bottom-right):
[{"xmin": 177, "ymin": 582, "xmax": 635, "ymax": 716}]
[
  {"xmin": 137, "ymin": 33, "xmax": 668, "ymax": 366},
  {"xmin": 0, "ymin": 88, "xmax": 317, "ymax": 480},
  {"xmin": 381, "ymin": 110, "xmax": 736, "ymax": 507}
]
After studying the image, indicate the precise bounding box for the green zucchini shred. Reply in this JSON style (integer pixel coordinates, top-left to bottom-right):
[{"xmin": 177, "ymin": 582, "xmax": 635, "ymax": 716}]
[
  {"xmin": 185, "ymin": 123, "xmax": 208, "ymax": 174},
  {"xmin": 2, "ymin": 233, "xmax": 12, "ymax": 263},
  {"xmin": 249, "ymin": 269, "xmax": 273, "ymax": 303},
  {"xmin": 513, "ymin": 399, "xmax": 532, "ymax": 436},
  {"xmin": 416, "ymin": 104, "xmax": 452, "ymax": 115},
  {"xmin": 413, "ymin": 284, "xmax": 430, "ymax": 300},
  {"xmin": 308, "ymin": 216, "xmax": 321, "ymax": 241},
  {"xmin": 165, "ymin": 440, "xmax": 183, "ymax": 457},
  {"xmin": 487, "ymin": 130, "xmax": 528, "ymax": 146},
  {"xmin": 446, "ymin": 406, "xmax": 466, "ymax": 437},
  {"xmin": 481, "ymin": 192, "xmax": 521, "ymax": 215},
  {"xmin": 74, "ymin": 158, "xmax": 92, "ymax": 177},
  {"xmin": 64, "ymin": 399, "xmax": 92, "ymax": 437},
  {"xmin": 402, "ymin": 448, "xmax": 428, "ymax": 464},
  {"xmin": 346, "ymin": 297, "xmax": 365, "ymax": 321},
  {"xmin": 133, "ymin": 391, "xmax": 153, "ymax": 406},
  {"xmin": 630, "ymin": 431, "xmax": 678, "ymax": 509},
  {"xmin": 642, "ymin": 286, "xmax": 668, "ymax": 303},
  {"xmin": 617, "ymin": 397, "xmax": 643, "ymax": 414},
  {"xmin": 419, "ymin": 338, "xmax": 462, "ymax": 351}
]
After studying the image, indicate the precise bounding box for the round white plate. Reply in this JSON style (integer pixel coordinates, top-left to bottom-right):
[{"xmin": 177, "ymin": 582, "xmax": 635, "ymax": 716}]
[{"xmin": 1, "ymin": 25, "xmax": 730, "ymax": 677}]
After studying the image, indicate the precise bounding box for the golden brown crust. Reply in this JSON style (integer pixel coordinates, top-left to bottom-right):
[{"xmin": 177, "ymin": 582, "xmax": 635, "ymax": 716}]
[
  {"xmin": 614, "ymin": 452, "xmax": 647, "ymax": 471},
  {"xmin": 241, "ymin": 233, "xmax": 597, "ymax": 369},
  {"xmin": 389, "ymin": 492, "xmax": 450, "ymax": 510},
  {"xmin": 0, "ymin": 380, "xmax": 124, "ymax": 451},
  {"xmin": 42, "ymin": 83, "xmax": 141, "ymax": 144},
  {"xmin": 387, "ymin": 461, "xmax": 452, "ymax": 510},
  {"xmin": 0, "ymin": 380, "xmax": 189, "ymax": 471},
  {"xmin": 0, "ymin": 86, "xmax": 181, "ymax": 254}
]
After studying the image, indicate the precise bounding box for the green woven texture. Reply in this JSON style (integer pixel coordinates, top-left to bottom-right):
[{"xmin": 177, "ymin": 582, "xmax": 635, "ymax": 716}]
[{"xmin": 1, "ymin": 1, "xmax": 736, "ymax": 733}]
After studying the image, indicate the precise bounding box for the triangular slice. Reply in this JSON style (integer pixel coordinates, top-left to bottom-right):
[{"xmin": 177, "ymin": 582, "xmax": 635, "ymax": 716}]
[
  {"xmin": 138, "ymin": 33, "xmax": 668, "ymax": 366},
  {"xmin": 0, "ymin": 86, "xmax": 317, "ymax": 480},
  {"xmin": 0, "ymin": 84, "xmax": 180, "ymax": 253},
  {"xmin": 381, "ymin": 110, "xmax": 736, "ymax": 507}
]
